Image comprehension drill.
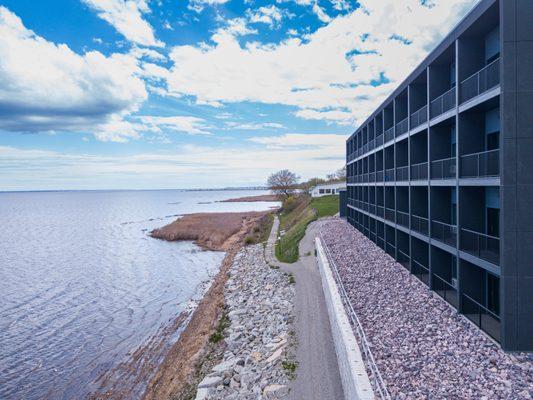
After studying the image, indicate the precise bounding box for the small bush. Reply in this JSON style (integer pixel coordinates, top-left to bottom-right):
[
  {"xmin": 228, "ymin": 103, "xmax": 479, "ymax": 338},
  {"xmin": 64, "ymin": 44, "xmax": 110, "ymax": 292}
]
[
  {"xmin": 288, "ymin": 274, "xmax": 295, "ymax": 285},
  {"xmin": 282, "ymin": 360, "xmax": 299, "ymax": 380},
  {"xmin": 244, "ymin": 236, "xmax": 255, "ymax": 245},
  {"xmin": 209, "ymin": 311, "xmax": 230, "ymax": 343}
]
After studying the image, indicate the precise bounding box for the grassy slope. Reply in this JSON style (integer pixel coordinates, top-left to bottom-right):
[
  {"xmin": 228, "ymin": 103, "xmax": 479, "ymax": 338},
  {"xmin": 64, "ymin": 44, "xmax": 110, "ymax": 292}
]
[{"xmin": 276, "ymin": 195, "xmax": 339, "ymax": 263}]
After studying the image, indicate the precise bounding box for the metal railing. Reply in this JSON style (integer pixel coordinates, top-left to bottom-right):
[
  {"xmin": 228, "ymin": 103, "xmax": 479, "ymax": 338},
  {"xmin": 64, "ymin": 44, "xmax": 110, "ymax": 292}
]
[
  {"xmin": 412, "ymin": 259, "xmax": 429, "ymax": 285},
  {"xmin": 411, "ymin": 214, "xmax": 429, "ymax": 236},
  {"xmin": 347, "ymin": 176, "xmax": 356, "ymax": 184},
  {"xmin": 410, "ymin": 161, "xmax": 428, "ymax": 180},
  {"xmin": 410, "ymin": 105, "xmax": 428, "ymax": 129},
  {"xmin": 397, "ymin": 249, "xmax": 410, "ymax": 270},
  {"xmin": 431, "ymin": 156, "xmax": 456, "ymax": 179},
  {"xmin": 376, "ymin": 170, "xmax": 384, "ymax": 182},
  {"xmin": 462, "ymin": 293, "xmax": 500, "ymax": 342},
  {"xmin": 431, "ymin": 220, "xmax": 457, "ymax": 247},
  {"xmin": 432, "ymin": 273, "xmax": 458, "ymax": 309},
  {"xmin": 396, "ymin": 165, "xmax": 409, "ymax": 181},
  {"xmin": 384, "ymin": 127, "xmax": 394, "ymax": 143},
  {"xmin": 460, "ymin": 148, "xmax": 499, "ymax": 178},
  {"xmin": 385, "ymin": 168, "xmax": 395, "ymax": 182},
  {"xmin": 385, "ymin": 242, "xmax": 396, "ymax": 257},
  {"xmin": 368, "ymin": 138, "xmax": 375, "ymax": 152},
  {"xmin": 396, "ymin": 210, "xmax": 410, "ymax": 228},
  {"xmin": 376, "ymin": 205, "xmax": 385, "ymax": 218},
  {"xmin": 460, "ymin": 228, "xmax": 500, "ymax": 265},
  {"xmin": 385, "ymin": 207, "xmax": 395, "ymax": 222},
  {"xmin": 318, "ymin": 235, "xmax": 392, "ymax": 400},
  {"xmin": 375, "ymin": 133, "xmax": 384, "ymax": 147},
  {"xmin": 368, "ymin": 171, "xmax": 376, "ymax": 182},
  {"xmin": 430, "ymin": 86, "xmax": 456, "ymax": 119},
  {"xmin": 395, "ymin": 117, "xmax": 408, "ymax": 137},
  {"xmin": 368, "ymin": 203, "xmax": 376, "ymax": 215},
  {"xmin": 460, "ymin": 58, "xmax": 500, "ymax": 104}
]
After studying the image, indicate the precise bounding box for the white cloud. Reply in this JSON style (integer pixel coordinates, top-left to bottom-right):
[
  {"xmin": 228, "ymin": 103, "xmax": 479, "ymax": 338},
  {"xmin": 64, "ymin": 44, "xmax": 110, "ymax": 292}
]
[
  {"xmin": 81, "ymin": 0, "xmax": 163, "ymax": 47},
  {"xmin": 312, "ymin": 2, "xmax": 332, "ymax": 23},
  {"xmin": 0, "ymin": 6, "xmax": 148, "ymax": 142},
  {"xmin": 248, "ymin": 5, "xmax": 287, "ymax": 28},
  {"xmin": 0, "ymin": 134, "xmax": 346, "ymax": 190},
  {"xmin": 135, "ymin": 115, "xmax": 212, "ymax": 135},
  {"xmin": 225, "ymin": 121, "xmax": 285, "ymax": 130},
  {"xmin": 188, "ymin": 0, "xmax": 230, "ymax": 13},
  {"xmin": 165, "ymin": 0, "xmax": 477, "ymax": 127}
]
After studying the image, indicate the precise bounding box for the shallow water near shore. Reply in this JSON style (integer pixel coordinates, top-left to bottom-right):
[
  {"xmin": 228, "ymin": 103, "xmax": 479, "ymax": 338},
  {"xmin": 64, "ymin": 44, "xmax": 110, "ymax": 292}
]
[{"xmin": 0, "ymin": 189, "xmax": 278, "ymax": 400}]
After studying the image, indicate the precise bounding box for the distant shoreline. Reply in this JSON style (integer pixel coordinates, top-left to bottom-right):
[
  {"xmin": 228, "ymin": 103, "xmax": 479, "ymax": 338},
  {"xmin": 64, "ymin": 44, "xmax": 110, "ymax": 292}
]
[{"xmin": 219, "ymin": 194, "xmax": 279, "ymax": 203}]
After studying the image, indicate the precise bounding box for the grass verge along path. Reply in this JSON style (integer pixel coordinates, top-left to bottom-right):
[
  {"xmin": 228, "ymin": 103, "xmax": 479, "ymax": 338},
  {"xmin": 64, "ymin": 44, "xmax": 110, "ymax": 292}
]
[{"xmin": 275, "ymin": 195, "xmax": 338, "ymax": 263}]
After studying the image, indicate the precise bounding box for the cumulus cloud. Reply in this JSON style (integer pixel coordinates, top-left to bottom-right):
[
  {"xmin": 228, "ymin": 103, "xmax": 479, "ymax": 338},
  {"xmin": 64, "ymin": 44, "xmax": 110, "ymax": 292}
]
[
  {"xmin": 81, "ymin": 0, "xmax": 162, "ymax": 47},
  {"xmin": 188, "ymin": 0, "xmax": 230, "ymax": 13},
  {"xmin": 165, "ymin": 0, "xmax": 477, "ymax": 127},
  {"xmin": 135, "ymin": 115, "xmax": 212, "ymax": 135},
  {"xmin": 0, "ymin": 6, "xmax": 148, "ymax": 141},
  {"xmin": 247, "ymin": 5, "xmax": 288, "ymax": 28}
]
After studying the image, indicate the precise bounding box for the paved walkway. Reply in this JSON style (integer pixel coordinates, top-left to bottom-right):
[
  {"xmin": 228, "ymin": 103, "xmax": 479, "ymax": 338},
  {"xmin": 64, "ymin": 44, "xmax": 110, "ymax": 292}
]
[{"xmin": 266, "ymin": 217, "xmax": 344, "ymax": 400}]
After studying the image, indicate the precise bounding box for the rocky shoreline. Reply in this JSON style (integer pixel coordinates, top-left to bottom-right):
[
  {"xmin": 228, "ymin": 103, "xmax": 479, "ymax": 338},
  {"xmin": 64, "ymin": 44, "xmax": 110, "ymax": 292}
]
[{"xmin": 194, "ymin": 244, "xmax": 296, "ymax": 400}]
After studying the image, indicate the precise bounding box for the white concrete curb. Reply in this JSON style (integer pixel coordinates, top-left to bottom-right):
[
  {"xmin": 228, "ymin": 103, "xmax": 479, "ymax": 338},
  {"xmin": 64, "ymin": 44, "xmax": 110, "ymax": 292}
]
[{"xmin": 316, "ymin": 238, "xmax": 375, "ymax": 400}]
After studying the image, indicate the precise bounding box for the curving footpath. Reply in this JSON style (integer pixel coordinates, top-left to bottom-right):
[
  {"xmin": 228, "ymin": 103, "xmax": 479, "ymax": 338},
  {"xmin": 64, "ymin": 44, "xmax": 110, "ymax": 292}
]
[{"xmin": 266, "ymin": 217, "xmax": 344, "ymax": 400}]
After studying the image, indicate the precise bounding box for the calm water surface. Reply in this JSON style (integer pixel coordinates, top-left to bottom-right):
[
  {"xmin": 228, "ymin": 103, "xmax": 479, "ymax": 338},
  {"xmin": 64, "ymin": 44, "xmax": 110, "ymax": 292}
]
[{"xmin": 0, "ymin": 190, "xmax": 277, "ymax": 399}]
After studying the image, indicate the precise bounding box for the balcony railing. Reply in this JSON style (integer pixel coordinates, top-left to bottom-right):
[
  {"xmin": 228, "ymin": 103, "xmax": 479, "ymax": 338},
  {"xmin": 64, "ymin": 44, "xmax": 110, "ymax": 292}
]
[
  {"xmin": 460, "ymin": 228, "xmax": 500, "ymax": 265},
  {"xmin": 396, "ymin": 165, "xmax": 409, "ymax": 181},
  {"xmin": 460, "ymin": 149, "xmax": 499, "ymax": 178},
  {"xmin": 432, "ymin": 273, "xmax": 458, "ymax": 309},
  {"xmin": 384, "ymin": 127, "xmax": 394, "ymax": 143},
  {"xmin": 376, "ymin": 205, "xmax": 384, "ymax": 218},
  {"xmin": 375, "ymin": 133, "xmax": 384, "ymax": 147},
  {"xmin": 411, "ymin": 161, "xmax": 428, "ymax": 180},
  {"xmin": 430, "ymin": 86, "xmax": 456, "ymax": 119},
  {"xmin": 462, "ymin": 293, "xmax": 500, "ymax": 342},
  {"xmin": 397, "ymin": 249, "xmax": 410, "ymax": 270},
  {"xmin": 411, "ymin": 214, "xmax": 429, "ymax": 236},
  {"xmin": 396, "ymin": 210, "xmax": 410, "ymax": 228},
  {"xmin": 385, "ymin": 168, "xmax": 395, "ymax": 182},
  {"xmin": 376, "ymin": 170, "xmax": 384, "ymax": 182},
  {"xmin": 431, "ymin": 220, "xmax": 457, "ymax": 247},
  {"xmin": 396, "ymin": 117, "xmax": 408, "ymax": 137},
  {"xmin": 368, "ymin": 203, "xmax": 376, "ymax": 216},
  {"xmin": 385, "ymin": 207, "xmax": 395, "ymax": 222},
  {"xmin": 412, "ymin": 259, "xmax": 429, "ymax": 286},
  {"xmin": 410, "ymin": 105, "xmax": 428, "ymax": 129},
  {"xmin": 431, "ymin": 156, "xmax": 456, "ymax": 179},
  {"xmin": 347, "ymin": 176, "xmax": 356, "ymax": 184},
  {"xmin": 368, "ymin": 171, "xmax": 376, "ymax": 182},
  {"xmin": 386, "ymin": 242, "xmax": 396, "ymax": 257},
  {"xmin": 460, "ymin": 58, "xmax": 500, "ymax": 104}
]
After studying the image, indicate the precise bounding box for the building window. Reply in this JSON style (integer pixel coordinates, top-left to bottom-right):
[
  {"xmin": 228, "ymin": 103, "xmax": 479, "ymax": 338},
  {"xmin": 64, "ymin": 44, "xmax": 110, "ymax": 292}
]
[{"xmin": 319, "ymin": 189, "xmax": 325, "ymax": 194}]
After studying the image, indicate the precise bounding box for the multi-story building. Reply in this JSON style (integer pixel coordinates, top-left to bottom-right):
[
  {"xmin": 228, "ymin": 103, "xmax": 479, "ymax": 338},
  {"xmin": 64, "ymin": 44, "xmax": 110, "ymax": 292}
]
[{"xmin": 345, "ymin": 0, "xmax": 532, "ymax": 351}]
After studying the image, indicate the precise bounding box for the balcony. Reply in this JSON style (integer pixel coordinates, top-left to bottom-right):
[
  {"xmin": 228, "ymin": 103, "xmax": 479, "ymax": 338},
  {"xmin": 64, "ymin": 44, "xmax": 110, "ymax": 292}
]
[
  {"xmin": 460, "ymin": 149, "xmax": 499, "ymax": 179},
  {"xmin": 460, "ymin": 58, "xmax": 500, "ymax": 104},
  {"xmin": 368, "ymin": 171, "xmax": 376, "ymax": 182},
  {"xmin": 411, "ymin": 161, "xmax": 428, "ymax": 181},
  {"xmin": 397, "ymin": 249, "xmax": 410, "ymax": 270},
  {"xmin": 385, "ymin": 207, "xmax": 395, "ymax": 222},
  {"xmin": 460, "ymin": 228, "xmax": 500, "ymax": 265},
  {"xmin": 396, "ymin": 210, "xmax": 410, "ymax": 228},
  {"xmin": 368, "ymin": 203, "xmax": 376, "ymax": 215},
  {"xmin": 396, "ymin": 117, "xmax": 408, "ymax": 137},
  {"xmin": 375, "ymin": 133, "xmax": 384, "ymax": 147},
  {"xmin": 384, "ymin": 127, "xmax": 394, "ymax": 143},
  {"xmin": 385, "ymin": 168, "xmax": 395, "ymax": 182},
  {"xmin": 431, "ymin": 157, "xmax": 456, "ymax": 180},
  {"xmin": 396, "ymin": 166, "xmax": 409, "ymax": 181},
  {"xmin": 376, "ymin": 205, "xmax": 384, "ymax": 218},
  {"xmin": 431, "ymin": 220, "xmax": 457, "ymax": 247},
  {"xmin": 412, "ymin": 259, "xmax": 429, "ymax": 285},
  {"xmin": 432, "ymin": 273, "xmax": 458, "ymax": 309},
  {"xmin": 462, "ymin": 293, "xmax": 500, "ymax": 342},
  {"xmin": 410, "ymin": 105, "xmax": 428, "ymax": 129},
  {"xmin": 368, "ymin": 139, "xmax": 375, "ymax": 152},
  {"xmin": 376, "ymin": 170, "xmax": 384, "ymax": 182},
  {"xmin": 411, "ymin": 214, "xmax": 429, "ymax": 236},
  {"xmin": 430, "ymin": 86, "xmax": 456, "ymax": 119}
]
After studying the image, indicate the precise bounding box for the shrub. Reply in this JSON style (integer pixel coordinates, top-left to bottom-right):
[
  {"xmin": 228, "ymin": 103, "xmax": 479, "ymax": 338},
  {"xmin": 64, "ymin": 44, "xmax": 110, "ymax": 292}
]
[{"xmin": 244, "ymin": 236, "xmax": 255, "ymax": 245}]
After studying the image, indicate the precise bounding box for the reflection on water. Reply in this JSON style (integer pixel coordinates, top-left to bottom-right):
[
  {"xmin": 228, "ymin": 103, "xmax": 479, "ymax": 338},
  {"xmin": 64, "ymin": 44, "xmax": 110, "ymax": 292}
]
[{"xmin": 0, "ymin": 190, "xmax": 277, "ymax": 399}]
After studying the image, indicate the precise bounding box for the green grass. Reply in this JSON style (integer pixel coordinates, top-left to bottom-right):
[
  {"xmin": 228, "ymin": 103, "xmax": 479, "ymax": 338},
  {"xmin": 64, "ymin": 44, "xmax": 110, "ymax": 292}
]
[
  {"xmin": 310, "ymin": 195, "xmax": 339, "ymax": 218},
  {"xmin": 275, "ymin": 195, "xmax": 339, "ymax": 263},
  {"xmin": 244, "ymin": 213, "xmax": 274, "ymax": 245},
  {"xmin": 209, "ymin": 311, "xmax": 230, "ymax": 343}
]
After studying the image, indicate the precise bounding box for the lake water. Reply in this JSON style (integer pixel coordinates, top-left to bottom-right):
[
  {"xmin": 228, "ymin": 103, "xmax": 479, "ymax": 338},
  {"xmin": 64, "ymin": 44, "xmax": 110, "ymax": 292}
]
[{"xmin": 0, "ymin": 190, "xmax": 278, "ymax": 400}]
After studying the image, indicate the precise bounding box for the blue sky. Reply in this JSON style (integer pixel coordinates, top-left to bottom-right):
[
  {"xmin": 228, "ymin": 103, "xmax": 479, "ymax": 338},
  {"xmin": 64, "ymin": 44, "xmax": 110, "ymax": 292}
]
[{"xmin": 0, "ymin": 0, "xmax": 478, "ymax": 190}]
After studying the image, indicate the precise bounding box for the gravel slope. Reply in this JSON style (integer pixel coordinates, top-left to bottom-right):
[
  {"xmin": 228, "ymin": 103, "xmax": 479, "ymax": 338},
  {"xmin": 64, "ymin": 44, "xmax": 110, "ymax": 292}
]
[{"xmin": 319, "ymin": 217, "xmax": 533, "ymax": 400}]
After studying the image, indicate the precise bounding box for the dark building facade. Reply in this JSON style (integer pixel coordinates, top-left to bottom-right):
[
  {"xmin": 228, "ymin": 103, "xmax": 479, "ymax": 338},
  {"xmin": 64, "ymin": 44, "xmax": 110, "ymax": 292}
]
[{"xmin": 345, "ymin": 0, "xmax": 532, "ymax": 351}]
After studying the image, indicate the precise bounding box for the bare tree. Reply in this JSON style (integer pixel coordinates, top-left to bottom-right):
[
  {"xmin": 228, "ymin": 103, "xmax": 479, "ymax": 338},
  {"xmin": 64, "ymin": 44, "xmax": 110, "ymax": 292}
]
[{"xmin": 267, "ymin": 169, "xmax": 300, "ymax": 199}]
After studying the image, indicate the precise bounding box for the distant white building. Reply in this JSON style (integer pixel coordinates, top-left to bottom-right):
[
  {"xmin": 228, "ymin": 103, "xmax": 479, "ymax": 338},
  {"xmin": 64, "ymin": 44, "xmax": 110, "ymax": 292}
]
[{"xmin": 310, "ymin": 182, "xmax": 346, "ymax": 198}]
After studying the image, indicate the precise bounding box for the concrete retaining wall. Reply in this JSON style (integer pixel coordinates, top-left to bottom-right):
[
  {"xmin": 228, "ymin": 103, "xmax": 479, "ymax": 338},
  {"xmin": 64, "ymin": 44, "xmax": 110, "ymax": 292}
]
[{"xmin": 316, "ymin": 238, "xmax": 375, "ymax": 400}]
